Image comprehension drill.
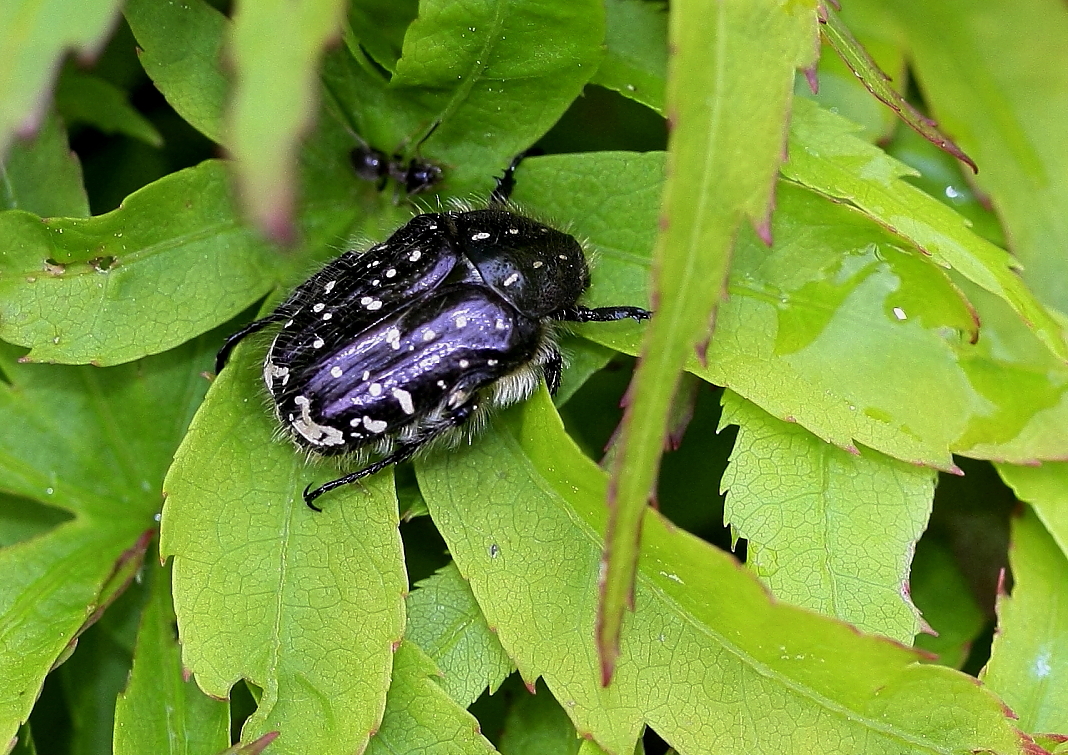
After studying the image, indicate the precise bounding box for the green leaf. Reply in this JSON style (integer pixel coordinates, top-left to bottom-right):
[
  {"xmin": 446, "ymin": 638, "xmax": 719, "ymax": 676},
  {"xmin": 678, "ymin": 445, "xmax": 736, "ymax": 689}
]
[
  {"xmin": 0, "ymin": 0, "xmax": 124, "ymax": 159},
  {"xmin": 417, "ymin": 388, "xmax": 1026, "ymax": 755},
  {"xmin": 124, "ymin": 0, "xmax": 229, "ymax": 145},
  {"xmin": 346, "ymin": 0, "xmax": 419, "ymax": 74},
  {"xmin": 386, "ymin": 0, "xmax": 605, "ymax": 194},
  {"xmin": 55, "ymin": 69, "xmax": 163, "ymax": 147},
  {"xmin": 817, "ymin": 2, "xmax": 975, "ymax": 172},
  {"xmin": 367, "ymin": 641, "xmax": 498, "ymax": 755},
  {"xmin": 499, "ymin": 680, "xmax": 581, "ymax": 755},
  {"xmin": 883, "ymin": 0, "xmax": 1068, "ymax": 317},
  {"xmin": 719, "ymin": 390, "xmax": 935, "ymax": 642},
  {"xmin": 0, "ymin": 162, "xmax": 277, "ymax": 365},
  {"xmin": 228, "ymin": 0, "xmax": 347, "ymax": 238},
  {"xmin": 997, "ymin": 462, "xmax": 1068, "ymax": 556},
  {"xmin": 0, "ymin": 331, "xmax": 215, "ymax": 749},
  {"xmin": 910, "ymin": 538, "xmax": 985, "ymax": 669},
  {"xmin": 114, "ymin": 556, "xmax": 229, "ymax": 755},
  {"xmin": 161, "ymin": 338, "xmax": 407, "ymax": 755},
  {"xmin": 1, "ymin": 111, "xmax": 89, "ymax": 218},
  {"xmin": 598, "ymin": 0, "xmax": 820, "ymax": 679},
  {"xmin": 11, "ymin": 722, "xmax": 36, "ymax": 755},
  {"xmin": 405, "ymin": 564, "xmax": 514, "ymax": 709},
  {"xmin": 797, "ymin": 3, "xmax": 906, "ymax": 143},
  {"xmin": 60, "ymin": 582, "xmax": 144, "ymax": 755},
  {"xmin": 0, "ymin": 108, "xmax": 366, "ymax": 367},
  {"xmin": 518, "ymin": 153, "xmax": 971, "ymax": 459},
  {"xmin": 783, "ymin": 98, "xmax": 1068, "ymax": 362},
  {"xmin": 981, "ymin": 507, "xmax": 1068, "ymax": 735},
  {"xmin": 591, "ymin": 0, "xmax": 668, "ymax": 116}
]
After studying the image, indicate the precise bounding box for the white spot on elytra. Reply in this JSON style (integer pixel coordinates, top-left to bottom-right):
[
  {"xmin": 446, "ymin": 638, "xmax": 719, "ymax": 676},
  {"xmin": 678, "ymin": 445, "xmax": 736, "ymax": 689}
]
[
  {"xmin": 324, "ymin": 280, "xmax": 337, "ymax": 293},
  {"xmin": 429, "ymin": 224, "xmax": 438, "ymax": 229},
  {"xmin": 284, "ymin": 319, "xmax": 294, "ymax": 327},
  {"xmin": 313, "ymin": 337, "xmax": 324, "ymax": 349},
  {"xmin": 313, "ymin": 302, "xmax": 325, "ymax": 312},
  {"xmin": 423, "ymin": 329, "xmax": 436, "ymax": 341},
  {"xmin": 369, "ymin": 383, "xmax": 383, "ymax": 396},
  {"xmin": 532, "ymin": 260, "xmax": 543, "ymax": 268},
  {"xmin": 393, "ymin": 388, "xmax": 415, "ymax": 415},
  {"xmin": 290, "ymin": 395, "xmax": 344, "ymax": 446},
  {"xmin": 409, "ymin": 250, "xmax": 422, "ymax": 262},
  {"xmin": 558, "ymin": 254, "xmax": 568, "ymax": 260},
  {"xmin": 264, "ymin": 360, "xmax": 289, "ymax": 385},
  {"xmin": 372, "ymin": 279, "xmax": 380, "ymax": 285},
  {"xmin": 363, "ymin": 371, "xmax": 371, "ymax": 380},
  {"xmin": 322, "ymin": 312, "xmax": 333, "ymax": 321},
  {"xmin": 386, "ymin": 268, "xmax": 397, "ymax": 278},
  {"xmin": 437, "ymin": 380, "xmax": 447, "ymax": 388},
  {"xmin": 495, "ymin": 318, "xmax": 506, "ymax": 330},
  {"xmin": 472, "ymin": 231, "xmax": 490, "ymax": 241},
  {"xmin": 459, "ymin": 359, "xmax": 470, "ymax": 369},
  {"xmin": 361, "ymin": 296, "xmax": 373, "ymax": 305},
  {"xmin": 507, "ymin": 227, "xmax": 519, "ymax": 235},
  {"xmin": 503, "ymin": 273, "xmax": 519, "ymax": 287},
  {"xmin": 455, "ymin": 315, "xmax": 468, "ymax": 328},
  {"xmin": 330, "ymin": 366, "xmax": 343, "ymax": 378},
  {"xmin": 488, "ymin": 359, "xmax": 498, "ymax": 366},
  {"xmin": 349, "ymin": 417, "xmax": 360, "ymax": 427},
  {"xmin": 363, "ymin": 416, "xmax": 388, "ymax": 433},
  {"xmin": 385, "ymin": 327, "xmax": 401, "ymax": 350},
  {"xmin": 367, "ymin": 300, "xmax": 382, "ymax": 311}
]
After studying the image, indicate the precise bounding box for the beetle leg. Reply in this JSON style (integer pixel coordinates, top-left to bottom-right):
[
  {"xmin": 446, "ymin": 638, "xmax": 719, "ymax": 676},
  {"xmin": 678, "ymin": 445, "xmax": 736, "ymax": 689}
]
[
  {"xmin": 302, "ymin": 445, "xmax": 421, "ymax": 511},
  {"xmin": 215, "ymin": 314, "xmax": 286, "ymax": 374},
  {"xmin": 302, "ymin": 401, "xmax": 480, "ymax": 511},
  {"xmin": 543, "ymin": 345, "xmax": 563, "ymax": 395},
  {"xmin": 490, "ymin": 147, "xmax": 544, "ymax": 205},
  {"xmin": 556, "ymin": 305, "xmax": 652, "ymax": 324}
]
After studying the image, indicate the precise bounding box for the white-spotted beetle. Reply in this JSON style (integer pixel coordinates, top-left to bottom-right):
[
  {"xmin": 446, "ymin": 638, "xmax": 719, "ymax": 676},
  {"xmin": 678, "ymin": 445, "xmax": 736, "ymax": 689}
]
[{"xmin": 217, "ymin": 154, "xmax": 651, "ymax": 510}]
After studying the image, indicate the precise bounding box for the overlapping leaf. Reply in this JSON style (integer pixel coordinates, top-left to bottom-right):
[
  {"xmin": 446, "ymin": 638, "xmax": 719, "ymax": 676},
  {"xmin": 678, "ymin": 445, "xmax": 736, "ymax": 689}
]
[
  {"xmin": 114, "ymin": 557, "xmax": 229, "ymax": 755},
  {"xmin": 514, "ymin": 152, "xmax": 1068, "ymax": 469},
  {"xmin": 0, "ymin": 0, "xmax": 124, "ymax": 160},
  {"xmin": 0, "ymin": 333, "xmax": 215, "ymax": 749},
  {"xmin": 601, "ymin": 0, "xmax": 820, "ymax": 682},
  {"xmin": 719, "ymin": 391, "xmax": 934, "ymax": 642},
  {"xmin": 981, "ymin": 504, "xmax": 1068, "ymax": 735},
  {"xmin": 883, "ymin": 0, "xmax": 1068, "ymax": 317},
  {"xmin": 162, "ymin": 338, "xmax": 407, "ymax": 755},
  {"xmin": 417, "ymin": 388, "xmax": 1028, "ymax": 755}
]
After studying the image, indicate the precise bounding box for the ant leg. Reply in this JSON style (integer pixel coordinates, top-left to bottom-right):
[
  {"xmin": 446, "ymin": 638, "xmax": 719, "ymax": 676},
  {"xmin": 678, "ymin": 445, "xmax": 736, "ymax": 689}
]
[
  {"xmin": 543, "ymin": 345, "xmax": 563, "ymax": 396},
  {"xmin": 555, "ymin": 305, "xmax": 652, "ymax": 324},
  {"xmin": 490, "ymin": 147, "xmax": 544, "ymax": 205},
  {"xmin": 215, "ymin": 314, "xmax": 285, "ymax": 374}
]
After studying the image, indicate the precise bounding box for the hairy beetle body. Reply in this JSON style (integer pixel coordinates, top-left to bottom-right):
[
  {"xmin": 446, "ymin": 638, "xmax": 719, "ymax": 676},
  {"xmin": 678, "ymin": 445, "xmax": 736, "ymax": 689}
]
[{"xmin": 217, "ymin": 158, "xmax": 651, "ymax": 509}]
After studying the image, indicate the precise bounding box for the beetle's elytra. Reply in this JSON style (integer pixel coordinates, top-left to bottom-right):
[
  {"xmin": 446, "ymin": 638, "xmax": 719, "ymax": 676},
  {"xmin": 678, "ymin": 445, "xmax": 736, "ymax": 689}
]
[{"xmin": 217, "ymin": 155, "xmax": 651, "ymax": 510}]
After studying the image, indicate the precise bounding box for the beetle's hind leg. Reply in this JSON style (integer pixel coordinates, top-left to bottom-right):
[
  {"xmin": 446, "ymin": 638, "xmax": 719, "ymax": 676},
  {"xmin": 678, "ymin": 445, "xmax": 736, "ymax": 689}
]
[
  {"xmin": 556, "ymin": 305, "xmax": 652, "ymax": 324},
  {"xmin": 302, "ymin": 401, "xmax": 480, "ymax": 511},
  {"xmin": 215, "ymin": 314, "xmax": 286, "ymax": 374}
]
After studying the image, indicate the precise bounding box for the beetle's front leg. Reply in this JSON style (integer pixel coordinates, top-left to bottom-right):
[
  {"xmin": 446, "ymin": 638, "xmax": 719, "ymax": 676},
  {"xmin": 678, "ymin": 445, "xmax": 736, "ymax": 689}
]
[
  {"xmin": 556, "ymin": 305, "xmax": 652, "ymax": 324},
  {"xmin": 215, "ymin": 314, "xmax": 287, "ymax": 374}
]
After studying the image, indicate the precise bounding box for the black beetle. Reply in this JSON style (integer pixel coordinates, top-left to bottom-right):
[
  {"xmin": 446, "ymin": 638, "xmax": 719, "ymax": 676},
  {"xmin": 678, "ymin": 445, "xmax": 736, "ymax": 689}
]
[{"xmin": 217, "ymin": 154, "xmax": 651, "ymax": 509}]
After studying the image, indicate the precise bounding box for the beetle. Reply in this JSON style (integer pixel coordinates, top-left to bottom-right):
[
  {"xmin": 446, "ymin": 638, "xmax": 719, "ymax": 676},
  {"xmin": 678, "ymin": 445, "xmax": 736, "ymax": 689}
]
[{"xmin": 216, "ymin": 154, "xmax": 651, "ymax": 510}]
